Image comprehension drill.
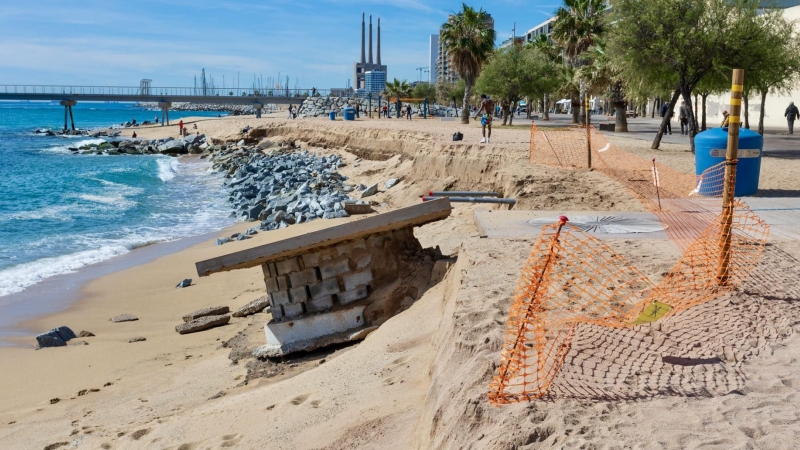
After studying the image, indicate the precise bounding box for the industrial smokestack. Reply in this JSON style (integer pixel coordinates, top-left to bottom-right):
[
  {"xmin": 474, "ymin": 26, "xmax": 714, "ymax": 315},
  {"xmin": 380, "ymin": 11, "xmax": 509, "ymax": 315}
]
[
  {"xmin": 377, "ymin": 17, "xmax": 381, "ymax": 66},
  {"xmin": 360, "ymin": 13, "xmax": 366, "ymax": 64},
  {"xmin": 368, "ymin": 15, "xmax": 373, "ymax": 65}
]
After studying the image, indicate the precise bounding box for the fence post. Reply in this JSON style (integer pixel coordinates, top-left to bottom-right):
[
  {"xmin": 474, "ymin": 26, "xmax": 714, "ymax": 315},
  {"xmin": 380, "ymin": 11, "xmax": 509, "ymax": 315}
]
[
  {"xmin": 716, "ymin": 69, "xmax": 744, "ymax": 285},
  {"xmin": 585, "ymin": 93, "xmax": 592, "ymax": 169}
]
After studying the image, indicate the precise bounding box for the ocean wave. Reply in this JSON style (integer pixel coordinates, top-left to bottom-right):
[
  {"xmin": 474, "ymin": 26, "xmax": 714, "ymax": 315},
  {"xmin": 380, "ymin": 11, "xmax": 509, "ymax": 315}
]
[
  {"xmin": 77, "ymin": 194, "xmax": 137, "ymax": 209},
  {"xmin": 0, "ymin": 205, "xmax": 75, "ymax": 222},
  {"xmin": 0, "ymin": 244, "xmax": 130, "ymax": 297},
  {"xmin": 157, "ymin": 158, "xmax": 179, "ymax": 182},
  {"xmin": 44, "ymin": 138, "xmax": 106, "ymax": 154}
]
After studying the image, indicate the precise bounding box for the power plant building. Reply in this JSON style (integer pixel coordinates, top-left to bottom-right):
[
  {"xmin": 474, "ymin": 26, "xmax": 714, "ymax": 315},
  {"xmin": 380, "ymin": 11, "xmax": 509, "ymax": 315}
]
[{"xmin": 354, "ymin": 13, "xmax": 388, "ymax": 92}]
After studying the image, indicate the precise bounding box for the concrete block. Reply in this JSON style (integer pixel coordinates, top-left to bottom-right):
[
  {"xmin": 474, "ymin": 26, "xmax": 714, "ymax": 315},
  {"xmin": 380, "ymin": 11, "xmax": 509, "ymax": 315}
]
[
  {"xmin": 356, "ymin": 254, "xmax": 372, "ymax": 269},
  {"xmin": 319, "ymin": 259, "xmax": 351, "ymax": 280},
  {"xmin": 260, "ymin": 305, "xmax": 366, "ymax": 356},
  {"xmin": 270, "ymin": 290, "xmax": 291, "ymax": 307},
  {"xmin": 276, "ymin": 274, "xmax": 291, "ymax": 291},
  {"xmin": 338, "ymin": 286, "xmax": 370, "ymax": 305},
  {"xmin": 335, "ymin": 239, "xmax": 367, "ymax": 258},
  {"xmin": 307, "ymin": 295, "xmax": 334, "ymax": 312},
  {"xmin": 275, "ymin": 258, "xmax": 300, "ymax": 275},
  {"xmin": 343, "ymin": 269, "xmax": 373, "ymax": 291},
  {"xmin": 289, "ymin": 286, "xmax": 309, "ymax": 304},
  {"xmin": 261, "ymin": 263, "xmax": 273, "ymax": 279},
  {"xmin": 289, "ymin": 268, "xmax": 319, "ymax": 286},
  {"xmin": 309, "ymin": 279, "xmax": 340, "ymax": 299},
  {"xmin": 264, "ymin": 277, "xmax": 279, "ymax": 293},
  {"xmin": 282, "ymin": 302, "xmax": 305, "ymax": 319}
]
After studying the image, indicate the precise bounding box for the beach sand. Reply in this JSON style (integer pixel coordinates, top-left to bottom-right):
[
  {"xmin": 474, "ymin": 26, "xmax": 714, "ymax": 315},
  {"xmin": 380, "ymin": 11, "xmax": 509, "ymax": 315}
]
[{"xmin": 2, "ymin": 114, "xmax": 800, "ymax": 449}]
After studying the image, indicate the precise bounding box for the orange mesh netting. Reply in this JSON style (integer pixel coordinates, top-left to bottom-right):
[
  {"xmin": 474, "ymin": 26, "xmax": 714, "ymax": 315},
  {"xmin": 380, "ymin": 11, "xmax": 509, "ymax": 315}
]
[{"xmin": 488, "ymin": 124, "xmax": 770, "ymax": 405}]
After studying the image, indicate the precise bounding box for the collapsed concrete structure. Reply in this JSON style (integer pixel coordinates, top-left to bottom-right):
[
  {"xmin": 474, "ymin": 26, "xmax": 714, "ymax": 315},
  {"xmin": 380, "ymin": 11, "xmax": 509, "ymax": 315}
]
[{"xmin": 195, "ymin": 198, "xmax": 452, "ymax": 357}]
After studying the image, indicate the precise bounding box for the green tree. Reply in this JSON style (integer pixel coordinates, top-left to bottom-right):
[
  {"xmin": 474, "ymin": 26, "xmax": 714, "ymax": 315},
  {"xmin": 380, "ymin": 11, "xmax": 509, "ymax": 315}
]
[
  {"xmin": 435, "ymin": 80, "xmax": 466, "ymax": 111},
  {"xmin": 382, "ymin": 78, "xmax": 412, "ymax": 99},
  {"xmin": 608, "ymin": 0, "xmax": 766, "ymax": 151},
  {"xmin": 527, "ymin": 34, "xmax": 562, "ymax": 120},
  {"xmin": 551, "ymin": 0, "xmax": 607, "ymax": 124},
  {"xmin": 578, "ymin": 39, "xmax": 630, "ymax": 131},
  {"xmin": 412, "ymin": 82, "xmax": 437, "ymax": 102},
  {"xmin": 475, "ymin": 45, "xmax": 561, "ymax": 125},
  {"xmin": 439, "ymin": 3, "xmax": 496, "ymax": 124}
]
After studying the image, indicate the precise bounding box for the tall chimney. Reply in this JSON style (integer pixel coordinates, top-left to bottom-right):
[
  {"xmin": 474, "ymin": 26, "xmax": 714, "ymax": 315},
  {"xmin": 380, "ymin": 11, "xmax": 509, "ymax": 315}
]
[
  {"xmin": 368, "ymin": 15, "xmax": 374, "ymax": 65},
  {"xmin": 360, "ymin": 13, "xmax": 366, "ymax": 64},
  {"xmin": 377, "ymin": 17, "xmax": 381, "ymax": 66}
]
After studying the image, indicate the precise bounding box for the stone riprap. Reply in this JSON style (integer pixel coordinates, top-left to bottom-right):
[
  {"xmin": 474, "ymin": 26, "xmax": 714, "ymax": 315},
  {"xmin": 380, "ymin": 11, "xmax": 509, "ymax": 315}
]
[
  {"xmin": 68, "ymin": 134, "xmax": 211, "ymax": 157},
  {"xmin": 296, "ymin": 97, "xmax": 457, "ymax": 118},
  {"xmin": 208, "ymin": 144, "xmax": 372, "ymax": 234},
  {"xmin": 35, "ymin": 326, "xmax": 77, "ymax": 348},
  {"xmin": 182, "ymin": 306, "xmax": 230, "ymax": 323},
  {"xmin": 135, "ymin": 102, "xmax": 282, "ymax": 116},
  {"xmin": 175, "ymin": 314, "xmax": 231, "ymax": 334}
]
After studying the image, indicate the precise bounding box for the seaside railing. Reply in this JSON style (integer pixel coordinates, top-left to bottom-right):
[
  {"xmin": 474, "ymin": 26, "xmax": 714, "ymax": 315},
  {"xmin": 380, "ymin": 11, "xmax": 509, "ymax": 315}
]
[{"xmin": 0, "ymin": 85, "xmax": 332, "ymax": 98}]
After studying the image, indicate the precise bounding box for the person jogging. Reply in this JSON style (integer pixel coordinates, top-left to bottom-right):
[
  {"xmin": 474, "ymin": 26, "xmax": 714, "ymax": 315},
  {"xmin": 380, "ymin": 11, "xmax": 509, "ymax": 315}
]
[{"xmin": 473, "ymin": 94, "xmax": 494, "ymax": 143}]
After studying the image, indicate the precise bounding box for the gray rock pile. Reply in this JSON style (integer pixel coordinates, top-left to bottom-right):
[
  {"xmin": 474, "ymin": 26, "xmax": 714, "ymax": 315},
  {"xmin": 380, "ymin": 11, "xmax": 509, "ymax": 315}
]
[
  {"xmin": 69, "ymin": 134, "xmax": 210, "ymax": 157},
  {"xmin": 135, "ymin": 102, "xmax": 281, "ymax": 116},
  {"xmin": 208, "ymin": 142, "xmax": 373, "ymax": 234},
  {"xmin": 296, "ymin": 97, "xmax": 456, "ymax": 118}
]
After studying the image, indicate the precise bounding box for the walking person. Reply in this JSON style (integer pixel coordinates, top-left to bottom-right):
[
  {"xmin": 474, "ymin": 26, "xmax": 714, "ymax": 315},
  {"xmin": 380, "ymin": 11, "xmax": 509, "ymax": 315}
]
[
  {"xmin": 786, "ymin": 101, "xmax": 799, "ymax": 135},
  {"xmin": 679, "ymin": 101, "xmax": 690, "ymax": 135},
  {"xmin": 287, "ymin": 105, "xmax": 294, "ymax": 120},
  {"xmin": 382, "ymin": 105, "xmax": 388, "ymax": 118},
  {"xmin": 178, "ymin": 119, "xmax": 184, "ymax": 136},
  {"xmin": 406, "ymin": 104, "xmax": 412, "ymax": 121},
  {"xmin": 473, "ymin": 94, "xmax": 494, "ymax": 144},
  {"xmin": 660, "ymin": 102, "xmax": 672, "ymax": 135}
]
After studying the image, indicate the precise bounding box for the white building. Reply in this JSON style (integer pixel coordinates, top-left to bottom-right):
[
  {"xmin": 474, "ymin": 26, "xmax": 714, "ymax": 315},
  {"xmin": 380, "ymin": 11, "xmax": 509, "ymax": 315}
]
[{"xmin": 429, "ymin": 34, "xmax": 439, "ymax": 84}]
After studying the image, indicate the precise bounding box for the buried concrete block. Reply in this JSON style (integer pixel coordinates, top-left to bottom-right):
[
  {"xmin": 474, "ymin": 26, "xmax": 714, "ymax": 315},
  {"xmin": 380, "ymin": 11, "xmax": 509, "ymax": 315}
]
[
  {"xmin": 254, "ymin": 306, "xmax": 366, "ymax": 357},
  {"xmin": 282, "ymin": 302, "xmax": 305, "ymax": 319},
  {"xmin": 309, "ymin": 279, "xmax": 340, "ymax": 299},
  {"xmin": 343, "ymin": 269, "xmax": 373, "ymax": 291},
  {"xmin": 338, "ymin": 286, "xmax": 370, "ymax": 305}
]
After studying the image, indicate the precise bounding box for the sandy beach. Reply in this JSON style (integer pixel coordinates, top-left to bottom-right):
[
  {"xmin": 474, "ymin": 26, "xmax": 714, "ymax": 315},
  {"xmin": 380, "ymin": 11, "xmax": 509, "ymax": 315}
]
[{"xmin": 3, "ymin": 113, "xmax": 800, "ymax": 449}]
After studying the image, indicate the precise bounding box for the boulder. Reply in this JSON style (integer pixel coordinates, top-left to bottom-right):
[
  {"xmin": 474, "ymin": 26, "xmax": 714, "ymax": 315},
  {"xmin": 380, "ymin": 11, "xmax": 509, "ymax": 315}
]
[
  {"xmin": 110, "ymin": 314, "xmax": 139, "ymax": 323},
  {"xmin": 175, "ymin": 314, "xmax": 231, "ymax": 335},
  {"xmin": 232, "ymin": 296, "xmax": 270, "ymax": 318},
  {"xmin": 360, "ymin": 183, "xmax": 379, "ymax": 198},
  {"xmin": 182, "ymin": 306, "xmax": 230, "ymax": 323},
  {"xmin": 35, "ymin": 326, "xmax": 76, "ymax": 348}
]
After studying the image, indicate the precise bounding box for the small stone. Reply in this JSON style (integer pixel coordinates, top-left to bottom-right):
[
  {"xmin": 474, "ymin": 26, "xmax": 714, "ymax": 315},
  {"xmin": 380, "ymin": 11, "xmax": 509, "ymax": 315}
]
[
  {"xmin": 384, "ymin": 178, "xmax": 399, "ymax": 189},
  {"xmin": 110, "ymin": 314, "xmax": 138, "ymax": 323},
  {"xmin": 50, "ymin": 398, "xmax": 60, "ymax": 404},
  {"xmin": 361, "ymin": 183, "xmax": 378, "ymax": 198},
  {"xmin": 175, "ymin": 279, "xmax": 192, "ymax": 288},
  {"xmin": 78, "ymin": 331, "xmax": 95, "ymax": 338},
  {"xmin": 128, "ymin": 337, "xmax": 146, "ymax": 343}
]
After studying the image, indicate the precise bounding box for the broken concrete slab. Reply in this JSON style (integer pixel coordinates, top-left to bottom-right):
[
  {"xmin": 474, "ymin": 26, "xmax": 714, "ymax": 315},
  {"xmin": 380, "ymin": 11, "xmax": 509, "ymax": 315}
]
[
  {"xmin": 232, "ymin": 296, "xmax": 270, "ymax": 318},
  {"xmin": 182, "ymin": 306, "xmax": 230, "ymax": 323},
  {"xmin": 175, "ymin": 314, "xmax": 231, "ymax": 335},
  {"xmin": 196, "ymin": 198, "xmax": 451, "ymax": 276},
  {"xmin": 110, "ymin": 314, "xmax": 139, "ymax": 323},
  {"xmin": 253, "ymin": 306, "xmax": 368, "ymax": 358}
]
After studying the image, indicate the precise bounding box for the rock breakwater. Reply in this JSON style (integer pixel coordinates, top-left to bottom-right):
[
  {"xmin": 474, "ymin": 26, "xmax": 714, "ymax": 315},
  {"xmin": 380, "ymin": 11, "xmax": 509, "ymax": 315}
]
[
  {"xmin": 297, "ymin": 97, "xmax": 455, "ymax": 118},
  {"xmin": 136, "ymin": 102, "xmax": 281, "ymax": 116}
]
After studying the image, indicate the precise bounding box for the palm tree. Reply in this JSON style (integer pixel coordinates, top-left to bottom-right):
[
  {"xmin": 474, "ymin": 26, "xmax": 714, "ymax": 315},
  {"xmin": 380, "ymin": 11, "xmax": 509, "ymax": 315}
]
[
  {"xmin": 551, "ymin": 0, "xmax": 606, "ymax": 124},
  {"xmin": 382, "ymin": 78, "xmax": 412, "ymax": 100},
  {"xmin": 579, "ymin": 40, "xmax": 628, "ymax": 131},
  {"xmin": 528, "ymin": 34, "xmax": 561, "ymax": 120},
  {"xmin": 440, "ymin": 3, "xmax": 496, "ymax": 124}
]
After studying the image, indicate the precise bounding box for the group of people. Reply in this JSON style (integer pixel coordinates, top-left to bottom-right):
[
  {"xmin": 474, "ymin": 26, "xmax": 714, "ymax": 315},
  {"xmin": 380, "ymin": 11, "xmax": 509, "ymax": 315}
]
[{"xmin": 662, "ymin": 100, "xmax": 800, "ymax": 135}]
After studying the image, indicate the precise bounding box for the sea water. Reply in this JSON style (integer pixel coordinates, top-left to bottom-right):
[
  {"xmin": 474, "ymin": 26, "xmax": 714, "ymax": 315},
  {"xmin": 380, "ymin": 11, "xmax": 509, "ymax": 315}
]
[{"xmin": 0, "ymin": 101, "xmax": 235, "ymax": 301}]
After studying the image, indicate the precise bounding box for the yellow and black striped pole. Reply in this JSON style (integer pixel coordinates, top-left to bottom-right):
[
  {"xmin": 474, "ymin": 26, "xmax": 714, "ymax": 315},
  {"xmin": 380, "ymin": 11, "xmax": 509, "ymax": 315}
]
[{"xmin": 716, "ymin": 69, "xmax": 744, "ymax": 285}]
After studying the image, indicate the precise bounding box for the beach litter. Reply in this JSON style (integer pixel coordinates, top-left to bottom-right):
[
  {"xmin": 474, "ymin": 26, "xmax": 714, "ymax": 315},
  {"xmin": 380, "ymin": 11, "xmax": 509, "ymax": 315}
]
[{"xmin": 175, "ymin": 279, "xmax": 192, "ymax": 288}]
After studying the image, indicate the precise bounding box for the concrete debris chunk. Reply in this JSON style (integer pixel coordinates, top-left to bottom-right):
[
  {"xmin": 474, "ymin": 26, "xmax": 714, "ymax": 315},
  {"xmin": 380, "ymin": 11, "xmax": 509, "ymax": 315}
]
[
  {"xmin": 182, "ymin": 306, "xmax": 230, "ymax": 323},
  {"xmin": 110, "ymin": 314, "xmax": 139, "ymax": 323},
  {"xmin": 232, "ymin": 296, "xmax": 271, "ymax": 317},
  {"xmin": 175, "ymin": 314, "xmax": 231, "ymax": 335},
  {"xmin": 360, "ymin": 183, "xmax": 379, "ymax": 198}
]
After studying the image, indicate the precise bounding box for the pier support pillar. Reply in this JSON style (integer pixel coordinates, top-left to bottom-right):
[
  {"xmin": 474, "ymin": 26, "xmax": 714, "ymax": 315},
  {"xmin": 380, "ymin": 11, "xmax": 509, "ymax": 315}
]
[
  {"xmin": 59, "ymin": 100, "xmax": 77, "ymax": 131},
  {"xmin": 158, "ymin": 101, "xmax": 172, "ymax": 126}
]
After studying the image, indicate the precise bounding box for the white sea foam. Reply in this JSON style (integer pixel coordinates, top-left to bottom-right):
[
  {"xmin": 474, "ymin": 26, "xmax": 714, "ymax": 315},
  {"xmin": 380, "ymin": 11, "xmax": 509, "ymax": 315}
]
[
  {"xmin": 45, "ymin": 138, "xmax": 106, "ymax": 154},
  {"xmin": 157, "ymin": 158, "xmax": 179, "ymax": 182},
  {"xmin": 78, "ymin": 194, "xmax": 136, "ymax": 208}
]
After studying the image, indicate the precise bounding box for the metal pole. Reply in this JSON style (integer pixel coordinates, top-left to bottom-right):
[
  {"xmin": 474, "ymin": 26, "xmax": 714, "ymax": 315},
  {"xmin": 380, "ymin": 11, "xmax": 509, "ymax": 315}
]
[
  {"xmin": 716, "ymin": 68, "xmax": 744, "ymax": 285},
  {"xmin": 422, "ymin": 196, "xmax": 516, "ymax": 205},
  {"xmin": 586, "ymin": 92, "xmax": 592, "ymax": 169},
  {"xmin": 427, "ymin": 191, "xmax": 501, "ymax": 197}
]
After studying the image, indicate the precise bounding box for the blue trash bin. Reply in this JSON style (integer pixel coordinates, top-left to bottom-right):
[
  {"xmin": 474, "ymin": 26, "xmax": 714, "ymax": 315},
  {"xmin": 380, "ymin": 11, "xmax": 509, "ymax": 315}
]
[
  {"xmin": 694, "ymin": 127, "xmax": 762, "ymax": 196},
  {"xmin": 329, "ymin": 111, "xmax": 336, "ymax": 121},
  {"xmin": 343, "ymin": 107, "xmax": 356, "ymax": 121}
]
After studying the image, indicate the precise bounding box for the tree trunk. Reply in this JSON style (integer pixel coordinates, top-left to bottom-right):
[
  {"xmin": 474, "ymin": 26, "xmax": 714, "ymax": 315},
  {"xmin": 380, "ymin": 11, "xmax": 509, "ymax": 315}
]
[
  {"xmin": 614, "ymin": 102, "xmax": 629, "ymax": 132},
  {"xmin": 652, "ymin": 97, "xmax": 659, "ymax": 118},
  {"xmin": 758, "ymin": 89, "xmax": 767, "ymax": 135},
  {"xmin": 461, "ymin": 83, "xmax": 472, "ymax": 124},
  {"xmin": 701, "ymin": 93, "xmax": 708, "ymax": 131},
  {"xmin": 652, "ymin": 88, "xmax": 681, "ymax": 150},
  {"xmin": 542, "ymin": 93, "xmax": 550, "ymax": 121},
  {"xmin": 508, "ymin": 105, "xmax": 514, "ymax": 126},
  {"xmin": 571, "ymin": 96, "xmax": 580, "ymax": 123},
  {"xmin": 743, "ymin": 92, "xmax": 750, "ymax": 129},
  {"xmin": 694, "ymin": 93, "xmax": 699, "ymax": 127},
  {"xmin": 680, "ymin": 85, "xmax": 697, "ymax": 153}
]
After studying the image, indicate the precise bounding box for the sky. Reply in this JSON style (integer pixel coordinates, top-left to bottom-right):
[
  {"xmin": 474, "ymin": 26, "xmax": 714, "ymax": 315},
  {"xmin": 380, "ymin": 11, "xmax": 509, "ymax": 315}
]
[{"xmin": 0, "ymin": 1, "xmax": 562, "ymax": 91}]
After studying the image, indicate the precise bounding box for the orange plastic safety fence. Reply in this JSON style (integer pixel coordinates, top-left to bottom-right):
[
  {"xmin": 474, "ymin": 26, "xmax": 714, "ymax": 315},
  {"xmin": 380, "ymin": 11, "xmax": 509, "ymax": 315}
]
[{"xmin": 489, "ymin": 201, "xmax": 769, "ymax": 405}]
